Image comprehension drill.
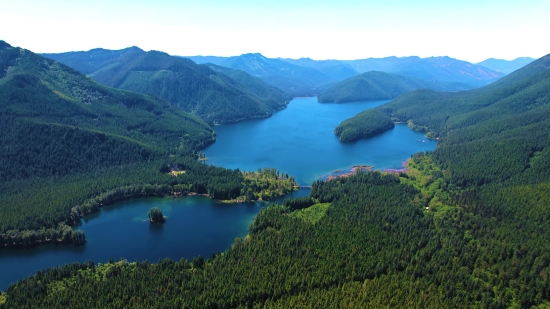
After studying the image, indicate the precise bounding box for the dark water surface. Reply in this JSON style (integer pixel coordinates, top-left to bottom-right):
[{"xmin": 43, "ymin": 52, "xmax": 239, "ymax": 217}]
[
  {"xmin": 0, "ymin": 189, "xmax": 309, "ymax": 290},
  {"xmin": 204, "ymin": 97, "xmax": 437, "ymax": 185},
  {"xmin": 0, "ymin": 97, "xmax": 436, "ymax": 290}
]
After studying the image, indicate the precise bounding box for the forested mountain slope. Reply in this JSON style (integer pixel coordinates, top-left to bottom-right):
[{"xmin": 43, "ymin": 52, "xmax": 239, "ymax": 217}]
[
  {"xmin": 379, "ymin": 53, "xmax": 550, "ymax": 138},
  {"xmin": 0, "ymin": 41, "xmax": 213, "ymax": 237},
  {"xmin": 43, "ymin": 48, "xmax": 289, "ymax": 124},
  {"xmin": 317, "ymin": 71, "xmax": 461, "ymax": 103},
  {"xmin": 204, "ymin": 63, "xmax": 292, "ymax": 105},
  {"xmin": 3, "ymin": 51, "xmax": 550, "ymax": 308},
  {"xmin": 278, "ymin": 57, "xmax": 360, "ymax": 83},
  {"xmin": 0, "ymin": 41, "xmax": 214, "ymax": 181},
  {"xmin": 219, "ymin": 53, "xmax": 334, "ymax": 96},
  {"xmin": 376, "ymin": 53, "xmax": 550, "ymax": 189},
  {"xmin": 0, "ymin": 42, "xmax": 295, "ymax": 250},
  {"xmin": 344, "ymin": 56, "xmax": 504, "ymax": 88}
]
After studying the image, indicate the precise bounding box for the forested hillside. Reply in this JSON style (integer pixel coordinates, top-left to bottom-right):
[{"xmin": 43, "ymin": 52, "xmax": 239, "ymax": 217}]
[
  {"xmin": 0, "ymin": 40, "xmax": 215, "ymax": 181},
  {"xmin": 0, "ymin": 41, "xmax": 293, "ymax": 249},
  {"xmin": 344, "ymin": 55, "xmax": 504, "ymax": 88},
  {"xmin": 219, "ymin": 53, "xmax": 334, "ymax": 96},
  {"xmin": 0, "ymin": 39, "xmax": 550, "ymax": 308},
  {"xmin": 3, "ymin": 50, "xmax": 550, "ymax": 308},
  {"xmin": 334, "ymin": 109, "xmax": 394, "ymax": 142},
  {"xmin": 43, "ymin": 48, "xmax": 289, "ymax": 124},
  {"xmin": 4, "ymin": 165, "xmax": 550, "ymax": 308},
  {"xmin": 317, "ymin": 71, "xmax": 460, "ymax": 103},
  {"xmin": 204, "ymin": 64, "xmax": 292, "ymax": 106}
]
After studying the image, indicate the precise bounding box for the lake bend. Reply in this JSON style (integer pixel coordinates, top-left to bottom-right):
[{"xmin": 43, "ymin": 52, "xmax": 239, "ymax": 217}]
[{"xmin": 0, "ymin": 97, "xmax": 437, "ymax": 290}]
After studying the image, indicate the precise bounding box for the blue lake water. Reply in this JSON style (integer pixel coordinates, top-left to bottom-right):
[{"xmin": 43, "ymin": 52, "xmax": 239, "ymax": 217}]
[
  {"xmin": 204, "ymin": 97, "xmax": 438, "ymax": 185},
  {"xmin": 0, "ymin": 97, "xmax": 437, "ymax": 290},
  {"xmin": 0, "ymin": 189, "xmax": 309, "ymax": 290}
]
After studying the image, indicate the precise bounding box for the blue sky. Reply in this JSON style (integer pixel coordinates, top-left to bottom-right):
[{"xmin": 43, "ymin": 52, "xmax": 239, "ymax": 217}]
[{"xmin": 1, "ymin": 0, "xmax": 548, "ymax": 62}]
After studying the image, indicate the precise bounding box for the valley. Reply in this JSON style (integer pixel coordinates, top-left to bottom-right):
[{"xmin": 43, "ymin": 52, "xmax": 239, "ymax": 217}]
[{"xmin": 1, "ymin": 35, "xmax": 549, "ymax": 308}]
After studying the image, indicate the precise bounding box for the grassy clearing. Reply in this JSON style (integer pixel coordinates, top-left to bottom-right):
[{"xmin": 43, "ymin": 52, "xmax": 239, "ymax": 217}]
[{"xmin": 289, "ymin": 203, "xmax": 331, "ymax": 224}]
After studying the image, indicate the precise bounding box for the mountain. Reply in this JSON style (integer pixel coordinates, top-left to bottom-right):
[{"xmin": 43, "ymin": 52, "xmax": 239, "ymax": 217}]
[
  {"xmin": 205, "ymin": 63, "xmax": 291, "ymax": 105},
  {"xmin": 476, "ymin": 57, "xmax": 535, "ymax": 74},
  {"xmin": 41, "ymin": 46, "xmax": 144, "ymax": 75},
  {"xmin": 359, "ymin": 51, "xmax": 550, "ymax": 186},
  {"xmin": 344, "ymin": 56, "xmax": 504, "ymax": 88},
  {"xmin": 6, "ymin": 53, "xmax": 550, "ymax": 307},
  {"xmin": 378, "ymin": 53, "xmax": 550, "ymax": 140},
  {"xmin": 5, "ymin": 46, "xmax": 550, "ymax": 308},
  {"xmin": 184, "ymin": 54, "xmax": 500, "ymax": 95},
  {"xmin": 278, "ymin": 57, "xmax": 360, "ymax": 82},
  {"xmin": 43, "ymin": 49, "xmax": 289, "ymax": 124},
  {"xmin": 1, "ymin": 41, "xmax": 214, "ymax": 181},
  {"xmin": 219, "ymin": 53, "xmax": 334, "ymax": 96},
  {"xmin": 337, "ymin": 53, "xmax": 550, "ymax": 144},
  {"xmin": 317, "ymin": 71, "xmax": 467, "ymax": 103},
  {"xmin": 0, "ymin": 41, "xmax": 296, "ymax": 250},
  {"xmin": 0, "ymin": 40, "xmax": 215, "ymax": 234}
]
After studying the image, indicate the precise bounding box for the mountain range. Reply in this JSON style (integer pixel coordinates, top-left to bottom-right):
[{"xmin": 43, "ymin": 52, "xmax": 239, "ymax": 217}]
[
  {"xmin": 476, "ymin": 57, "xmax": 535, "ymax": 74},
  {"xmin": 5, "ymin": 43, "xmax": 550, "ymax": 308},
  {"xmin": 42, "ymin": 48, "xmax": 290, "ymax": 124},
  {"xmin": 342, "ymin": 56, "xmax": 504, "ymax": 87},
  {"xmin": 217, "ymin": 53, "xmax": 335, "ymax": 96},
  {"xmin": 188, "ymin": 54, "xmax": 509, "ymax": 96}
]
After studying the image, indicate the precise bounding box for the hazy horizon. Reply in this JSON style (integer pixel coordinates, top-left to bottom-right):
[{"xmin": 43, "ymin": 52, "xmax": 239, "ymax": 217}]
[{"xmin": 1, "ymin": 0, "xmax": 548, "ymax": 63}]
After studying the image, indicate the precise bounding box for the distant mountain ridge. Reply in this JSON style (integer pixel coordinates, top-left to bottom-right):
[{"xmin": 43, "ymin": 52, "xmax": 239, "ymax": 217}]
[
  {"xmin": 317, "ymin": 71, "xmax": 470, "ymax": 103},
  {"xmin": 377, "ymin": 52, "xmax": 550, "ymax": 139},
  {"xmin": 277, "ymin": 57, "xmax": 360, "ymax": 83},
  {"xmin": 186, "ymin": 53, "xmax": 506, "ymax": 95},
  {"xmin": 204, "ymin": 63, "xmax": 291, "ymax": 105},
  {"xmin": 219, "ymin": 53, "xmax": 334, "ymax": 96},
  {"xmin": 42, "ymin": 49, "xmax": 289, "ymax": 124},
  {"xmin": 343, "ymin": 56, "xmax": 504, "ymax": 87},
  {"xmin": 476, "ymin": 57, "xmax": 535, "ymax": 74}
]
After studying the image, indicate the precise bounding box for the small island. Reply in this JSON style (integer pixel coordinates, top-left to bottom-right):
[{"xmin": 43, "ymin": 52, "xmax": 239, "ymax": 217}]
[
  {"xmin": 334, "ymin": 109, "xmax": 395, "ymax": 142},
  {"xmin": 147, "ymin": 207, "xmax": 166, "ymax": 224}
]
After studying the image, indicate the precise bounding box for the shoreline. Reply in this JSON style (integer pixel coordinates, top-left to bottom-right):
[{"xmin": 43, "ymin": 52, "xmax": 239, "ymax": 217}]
[
  {"xmin": 1, "ymin": 184, "xmax": 299, "ymax": 251},
  {"xmin": 382, "ymin": 159, "xmax": 410, "ymax": 174},
  {"xmin": 325, "ymin": 165, "xmax": 373, "ymax": 181},
  {"xmin": 324, "ymin": 160, "xmax": 410, "ymax": 181}
]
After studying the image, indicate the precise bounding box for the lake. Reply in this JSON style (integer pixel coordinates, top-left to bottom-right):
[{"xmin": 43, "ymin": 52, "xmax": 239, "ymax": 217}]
[
  {"xmin": 204, "ymin": 97, "xmax": 437, "ymax": 185},
  {"xmin": 0, "ymin": 97, "xmax": 437, "ymax": 290},
  {"xmin": 0, "ymin": 189, "xmax": 310, "ymax": 290}
]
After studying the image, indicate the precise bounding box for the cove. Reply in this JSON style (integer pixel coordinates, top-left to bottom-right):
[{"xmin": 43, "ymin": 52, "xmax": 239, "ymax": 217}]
[
  {"xmin": 204, "ymin": 97, "xmax": 438, "ymax": 185},
  {"xmin": 0, "ymin": 189, "xmax": 310, "ymax": 290}
]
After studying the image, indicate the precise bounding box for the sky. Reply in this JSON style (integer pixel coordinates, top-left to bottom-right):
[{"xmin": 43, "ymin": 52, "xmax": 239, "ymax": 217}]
[{"xmin": 0, "ymin": 0, "xmax": 549, "ymax": 63}]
